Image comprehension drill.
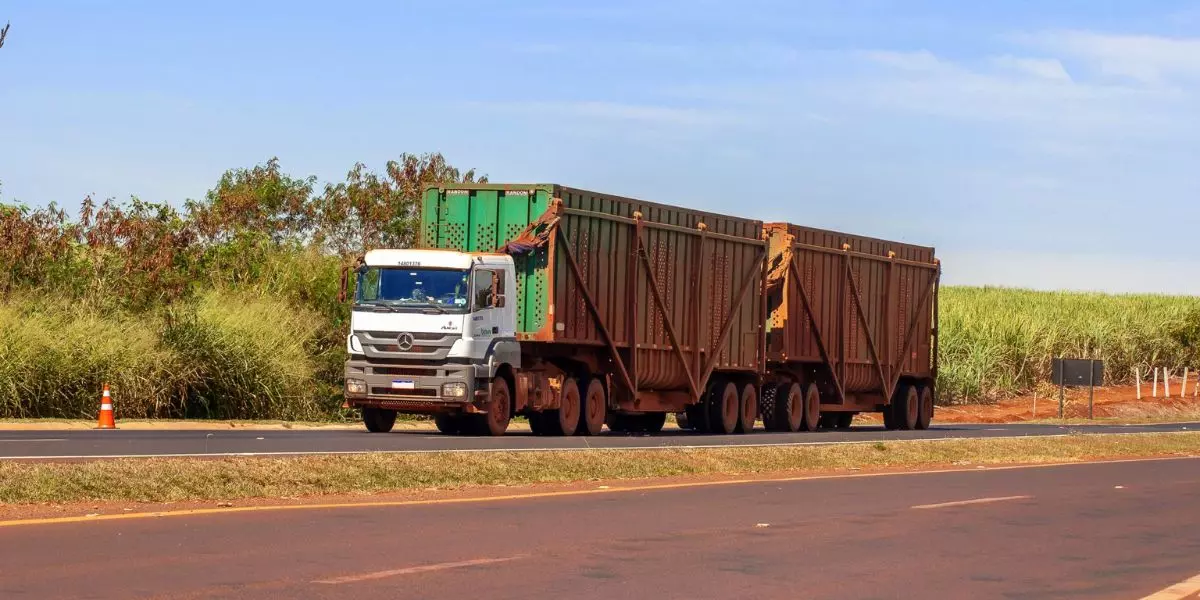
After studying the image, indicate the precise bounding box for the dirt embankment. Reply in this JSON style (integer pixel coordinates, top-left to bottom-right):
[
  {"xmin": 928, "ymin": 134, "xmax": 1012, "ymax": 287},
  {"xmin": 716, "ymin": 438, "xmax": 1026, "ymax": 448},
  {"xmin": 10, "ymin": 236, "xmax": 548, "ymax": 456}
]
[{"xmin": 869, "ymin": 385, "xmax": 1200, "ymax": 424}]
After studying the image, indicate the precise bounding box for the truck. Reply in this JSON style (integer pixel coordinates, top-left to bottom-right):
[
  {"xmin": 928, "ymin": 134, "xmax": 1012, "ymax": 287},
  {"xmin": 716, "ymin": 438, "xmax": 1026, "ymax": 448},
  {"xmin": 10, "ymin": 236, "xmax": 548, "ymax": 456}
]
[{"xmin": 341, "ymin": 183, "xmax": 940, "ymax": 436}]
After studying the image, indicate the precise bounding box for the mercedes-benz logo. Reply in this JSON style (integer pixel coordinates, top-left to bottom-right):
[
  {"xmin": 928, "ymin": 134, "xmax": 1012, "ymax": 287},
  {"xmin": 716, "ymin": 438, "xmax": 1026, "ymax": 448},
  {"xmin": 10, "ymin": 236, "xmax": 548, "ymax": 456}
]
[{"xmin": 396, "ymin": 332, "xmax": 414, "ymax": 351}]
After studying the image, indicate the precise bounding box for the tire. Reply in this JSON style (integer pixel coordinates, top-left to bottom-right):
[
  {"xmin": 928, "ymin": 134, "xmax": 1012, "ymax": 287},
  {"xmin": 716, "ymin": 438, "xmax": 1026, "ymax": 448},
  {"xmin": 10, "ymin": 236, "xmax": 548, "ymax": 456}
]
[
  {"xmin": 684, "ymin": 403, "xmax": 708, "ymax": 433},
  {"xmin": 882, "ymin": 403, "xmax": 899, "ymax": 430},
  {"xmin": 675, "ymin": 411, "xmax": 693, "ymax": 431},
  {"xmin": 800, "ymin": 383, "xmax": 820, "ymax": 432},
  {"xmin": 917, "ymin": 385, "xmax": 935, "ymax": 430},
  {"xmin": 544, "ymin": 377, "xmax": 582, "ymax": 436},
  {"xmin": 362, "ymin": 407, "xmax": 397, "ymax": 433},
  {"xmin": 706, "ymin": 380, "xmax": 739, "ymax": 435},
  {"xmin": 471, "ymin": 378, "xmax": 512, "ymax": 436},
  {"xmin": 763, "ymin": 383, "xmax": 802, "ymax": 433},
  {"xmin": 760, "ymin": 384, "xmax": 781, "ymax": 432},
  {"xmin": 581, "ymin": 379, "xmax": 607, "ymax": 436},
  {"xmin": 736, "ymin": 383, "xmax": 758, "ymax": 434},
  {"xmin": 894, "ymin": 384, "xmax": 919, "ymax": 431},
  {"xmin": 835, "ymin": 412, "xmax": 854, "ymax": 430},
  {"xmin": 817, "ymin": 414, "xmax": 838, "ymax": 430},
  {"xmin": 434, "ymin": 414, "xmax": 466, "ymax": 435}
]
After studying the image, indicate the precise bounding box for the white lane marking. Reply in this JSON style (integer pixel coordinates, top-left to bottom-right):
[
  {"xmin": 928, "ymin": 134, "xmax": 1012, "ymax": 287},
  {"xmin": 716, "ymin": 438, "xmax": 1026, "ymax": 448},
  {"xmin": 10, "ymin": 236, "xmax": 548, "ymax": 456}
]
[
  {"xmin": 0, "ymin": 430, "xmax": 1195, "ymax": 460},
  {"xmin": 1138, "ymin": 571, "xmax": 1200, "ymax": 599},
  {"xmin": 313, "ymin": 555, "xmax": 527, "ymax": 585},
  {"xmin": 983, "ymin": 428, "xmax": 1009, "ymax": 431},
  {"xmin": 0, "ymin": 439, "xmax": 66, "ymax": 443},
  {"xmin": 911, "ymin": 495, "xmax": 1032, "ymax": 510}
]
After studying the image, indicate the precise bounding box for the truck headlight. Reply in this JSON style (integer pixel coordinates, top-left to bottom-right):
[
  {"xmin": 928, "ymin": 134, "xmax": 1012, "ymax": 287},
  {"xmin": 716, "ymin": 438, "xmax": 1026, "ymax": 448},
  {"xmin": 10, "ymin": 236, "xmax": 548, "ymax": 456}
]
[
  {"xmin": 441, "ymin": 382, "xmax": 467, "ymax": 398},
  {"xmin": 346, "ymin": 379, "xmax": 367, "ymax": 395}
]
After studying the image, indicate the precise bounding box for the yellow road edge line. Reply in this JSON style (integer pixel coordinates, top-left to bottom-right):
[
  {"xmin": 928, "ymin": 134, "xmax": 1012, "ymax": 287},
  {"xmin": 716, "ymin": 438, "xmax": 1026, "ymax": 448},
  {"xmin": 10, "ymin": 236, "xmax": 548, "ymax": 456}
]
[
  {"xmin": 0, "ymin": 455, "xmax": 1195, "ymax": 530},
  {"xmin": 1139, "ymin": 572, "xmax": 1200, "ymax": 599},
  {"xmin": 313, "ymin": 555, "xmax": 528, "ymax": 585},
  {"xmin": 911, "ymin": 495, "xmax": 1033, "ymax": 510}
]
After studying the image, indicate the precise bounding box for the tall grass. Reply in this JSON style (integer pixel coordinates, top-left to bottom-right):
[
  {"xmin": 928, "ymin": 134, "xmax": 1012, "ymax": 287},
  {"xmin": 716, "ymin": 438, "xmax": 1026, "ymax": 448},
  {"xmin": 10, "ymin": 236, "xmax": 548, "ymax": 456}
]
[
  {"xmin": 938, "ymin": 286, "xmax": 1200, "ymax": 403},
  {"xmin": 163, "ymin": 291, "xmax": 330, "ymax": 420},
  {"xmin": 0, "ymin": 290, "xmax": 334, "ymax": 420},
  {"xmin": 0, "ymin": 303, "xmax": 190, "ymax": 418}
]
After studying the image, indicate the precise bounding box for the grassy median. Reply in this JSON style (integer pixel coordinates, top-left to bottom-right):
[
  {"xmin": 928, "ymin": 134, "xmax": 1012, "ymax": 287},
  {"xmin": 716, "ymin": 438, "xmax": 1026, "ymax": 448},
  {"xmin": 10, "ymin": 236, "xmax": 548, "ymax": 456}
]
[{"xmin": 2, "ymin": 432, "xmax": 1198, "ymax": 506}]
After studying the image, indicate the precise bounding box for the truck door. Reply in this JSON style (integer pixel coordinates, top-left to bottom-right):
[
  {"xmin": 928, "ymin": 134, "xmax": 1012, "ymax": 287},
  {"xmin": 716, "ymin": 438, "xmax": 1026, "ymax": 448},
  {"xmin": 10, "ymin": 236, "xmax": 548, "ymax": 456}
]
[{"xmin": 471, "ymin": 268, "xmax": 505, "ymax": 340}]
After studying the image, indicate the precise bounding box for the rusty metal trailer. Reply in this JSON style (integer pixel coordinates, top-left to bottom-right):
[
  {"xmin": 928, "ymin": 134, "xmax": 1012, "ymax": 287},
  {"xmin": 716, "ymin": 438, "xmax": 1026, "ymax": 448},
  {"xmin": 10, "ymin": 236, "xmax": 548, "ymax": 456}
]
[
  {"xmin": 759, "ymin": 223, "xmax": 941, "ymax": 432},
  {"xmin": 419, "ymin": 184, "xmax": 767, "ymax": 435},
  {"xmin": 352, "ymin": 183, "xmax": 938, "ymax": 436}
]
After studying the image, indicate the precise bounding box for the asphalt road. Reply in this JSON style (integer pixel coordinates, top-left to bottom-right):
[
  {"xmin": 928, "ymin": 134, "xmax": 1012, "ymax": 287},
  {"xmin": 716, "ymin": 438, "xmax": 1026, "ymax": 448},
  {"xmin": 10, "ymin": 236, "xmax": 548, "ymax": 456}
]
[
  {"xmin": 1, "ymin": 457, "xmax": 1198, "ymax": 598},
  {"xmin": 0, "ymin": 421, "xmax": 1196, "ymax": 459}
]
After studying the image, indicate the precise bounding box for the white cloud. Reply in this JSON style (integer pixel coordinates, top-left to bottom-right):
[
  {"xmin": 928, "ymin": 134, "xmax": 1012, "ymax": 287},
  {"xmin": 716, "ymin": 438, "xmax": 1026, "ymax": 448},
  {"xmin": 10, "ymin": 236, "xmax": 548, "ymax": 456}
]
[
  {"xmin": 469, "ymin": 100, "xmax": 743, "ymax": 127},
  {"xmin": 839, "ymin": 45, "xmax": 1194, "ymax": 142},
  {"xmin": 989, "ymin": 55, "xmax": 1072, "ymax": 81},
  {"xmin": 1020, "ymin": 30, "xmax": 1200, "ymax": 84},
  {"xmin": 859, "ymin": 50, "xmax": 948, "ymax": 73}
]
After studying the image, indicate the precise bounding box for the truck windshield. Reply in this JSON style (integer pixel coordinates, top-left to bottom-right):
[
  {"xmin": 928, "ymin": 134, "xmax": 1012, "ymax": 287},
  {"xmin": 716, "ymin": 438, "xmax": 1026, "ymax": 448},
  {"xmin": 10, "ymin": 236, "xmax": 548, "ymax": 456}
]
[{"xmin": 356, "ymin": 267, "xmax": 470, "ymax": 311}]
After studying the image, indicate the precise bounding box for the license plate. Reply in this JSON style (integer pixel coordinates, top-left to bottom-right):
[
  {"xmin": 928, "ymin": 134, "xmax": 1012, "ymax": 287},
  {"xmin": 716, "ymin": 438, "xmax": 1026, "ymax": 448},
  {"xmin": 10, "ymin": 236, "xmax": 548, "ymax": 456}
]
[{"xmin": 391, "ymin": 379, "xmax": 415, "ymax": 390}]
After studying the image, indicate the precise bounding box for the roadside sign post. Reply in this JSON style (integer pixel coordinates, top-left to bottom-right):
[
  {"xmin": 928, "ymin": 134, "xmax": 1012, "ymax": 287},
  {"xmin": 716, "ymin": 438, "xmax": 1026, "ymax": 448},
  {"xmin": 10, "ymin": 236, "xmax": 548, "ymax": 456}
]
[
  {"xmin": 1051, "ymin": 358, "xmax": 1105, "ymax": 420},
  {"xmin": 1058, "ymin": 361, "xmax": 1065, "ymax": 418}
]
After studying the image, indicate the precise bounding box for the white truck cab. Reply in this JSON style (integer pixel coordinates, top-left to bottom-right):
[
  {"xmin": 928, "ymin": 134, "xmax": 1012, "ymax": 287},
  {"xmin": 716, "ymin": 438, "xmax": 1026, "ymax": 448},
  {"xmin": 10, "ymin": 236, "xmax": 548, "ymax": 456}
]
[{"xmin": 343, "ymin": 249, "xmax": 521, "ymax": 434}]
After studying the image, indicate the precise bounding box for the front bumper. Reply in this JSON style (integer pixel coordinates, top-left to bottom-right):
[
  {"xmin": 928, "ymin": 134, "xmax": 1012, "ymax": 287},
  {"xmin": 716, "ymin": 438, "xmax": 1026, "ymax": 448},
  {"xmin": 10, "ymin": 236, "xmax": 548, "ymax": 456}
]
[{"xmin": 343, "ymin": 358, "xmax": 488, "ymax": 414}]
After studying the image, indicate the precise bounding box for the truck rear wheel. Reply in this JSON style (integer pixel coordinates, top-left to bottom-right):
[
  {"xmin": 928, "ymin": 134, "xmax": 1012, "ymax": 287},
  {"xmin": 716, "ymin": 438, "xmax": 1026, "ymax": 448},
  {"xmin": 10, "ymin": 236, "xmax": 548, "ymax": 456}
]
[
  {"xmin": 471, "ymin": 378, "xmax": 512, "ymax": 436},
  {"xmin": 763, "ymin": 383, "xmax": 794, "ymax": 432},
  {"xmin": 675, "ymin": 411, "xmax": 694, "ymax": 431},
  {"xmin": 736, "ymin": 383, "xmax": 758, "ymax": 434},
  {"xmin": 883, "ymin": 404, "xmax": 899, "ymax": 430},
  {"xmin": 835, "ymin": 412, "xmax": 854, "ymax": 430},
  {"xmin": 800, "ymin": 383, "xmax": 820, "ymax": 432},
  {"xmin": 545, "ymin": 377, "xmax": 582, "ymax": 436},
  {"xmin": 916, "ymin": 386, "xmax": 934, "ymax": 430},
  {"xmin": 684, "ymin": 403, "xmax": 708, "ymax": 433},
  {"xmin": 894, "ymin": 384, "xmax": 919, "ymax": 431},
  {"xmin": 581, "ymin": 379, "xmax": 607, "ymax": 436},
  {"xmin": 362, "ymin": 408, "xmax": 397, "ymax": 433},
  {"xmin": 707, "ymin": 380, "xmax": 739, "ymax": 435}
]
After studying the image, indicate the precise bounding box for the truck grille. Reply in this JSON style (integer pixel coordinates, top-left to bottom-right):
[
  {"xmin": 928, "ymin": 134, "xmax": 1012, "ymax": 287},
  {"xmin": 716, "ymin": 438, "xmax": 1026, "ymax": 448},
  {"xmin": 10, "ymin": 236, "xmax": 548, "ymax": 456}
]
[{"xmin": 370, "ymin": 387, "xmax": 438, "ymax": 397}]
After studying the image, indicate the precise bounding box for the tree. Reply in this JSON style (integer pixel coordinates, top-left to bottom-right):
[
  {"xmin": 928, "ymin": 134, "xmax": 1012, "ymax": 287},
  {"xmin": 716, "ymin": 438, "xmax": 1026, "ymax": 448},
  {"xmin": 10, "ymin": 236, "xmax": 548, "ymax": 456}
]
[
  {"xmin": 316, "ymin": 152, "xmax": 486, "ymax": 256},
  {"xmin": 186, "ymin": 157, "xmax": 318, "ymax": 245}
]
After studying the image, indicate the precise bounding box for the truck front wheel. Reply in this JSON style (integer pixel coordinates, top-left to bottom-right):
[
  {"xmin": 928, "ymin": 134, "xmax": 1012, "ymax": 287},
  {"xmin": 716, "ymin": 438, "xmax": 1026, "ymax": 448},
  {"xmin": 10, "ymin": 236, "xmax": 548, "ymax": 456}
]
[
  {"xmin": 472, "ymin": 379, "xmax": 512, "ymax": 436},
  {"xmin": 362, "ymin": 408, "xmax": 397, "ymax": 433}
]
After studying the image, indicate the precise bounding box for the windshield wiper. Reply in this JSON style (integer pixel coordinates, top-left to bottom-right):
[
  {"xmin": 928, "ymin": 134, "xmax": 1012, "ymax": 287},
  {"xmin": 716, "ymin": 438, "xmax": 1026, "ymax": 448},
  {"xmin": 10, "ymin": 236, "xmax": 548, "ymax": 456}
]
[
  {"xmin": 356, "ymin": 302, "xmax": 399, "ymax": 313},
  {"xmin": 422, "ymin": 304, "xmax": 448, "ymax": 314}
]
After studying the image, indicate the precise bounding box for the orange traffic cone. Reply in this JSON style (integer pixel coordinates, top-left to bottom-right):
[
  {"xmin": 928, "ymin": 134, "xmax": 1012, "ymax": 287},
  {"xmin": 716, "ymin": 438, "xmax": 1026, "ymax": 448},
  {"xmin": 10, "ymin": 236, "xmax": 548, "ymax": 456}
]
[{"xmin": 96, "ymin": 384, "xmax": 117, "ymax": 430}]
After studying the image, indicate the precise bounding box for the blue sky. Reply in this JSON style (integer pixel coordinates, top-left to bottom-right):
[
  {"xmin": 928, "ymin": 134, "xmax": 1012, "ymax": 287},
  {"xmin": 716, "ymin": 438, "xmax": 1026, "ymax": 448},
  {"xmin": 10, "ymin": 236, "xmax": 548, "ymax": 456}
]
[{"xmin": 3, "ymin": 1, "xmax": 1199, "ymax": 293}]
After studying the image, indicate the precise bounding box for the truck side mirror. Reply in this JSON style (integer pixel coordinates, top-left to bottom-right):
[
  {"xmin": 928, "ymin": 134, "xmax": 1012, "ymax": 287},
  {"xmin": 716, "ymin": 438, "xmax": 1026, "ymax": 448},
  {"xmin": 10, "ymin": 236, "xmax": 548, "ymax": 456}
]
[{"xmin": 338, "ymin": 265, "xmax": 349, "ymax": 303}]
